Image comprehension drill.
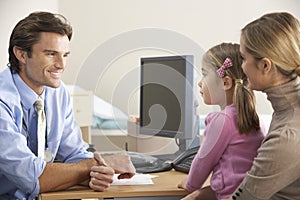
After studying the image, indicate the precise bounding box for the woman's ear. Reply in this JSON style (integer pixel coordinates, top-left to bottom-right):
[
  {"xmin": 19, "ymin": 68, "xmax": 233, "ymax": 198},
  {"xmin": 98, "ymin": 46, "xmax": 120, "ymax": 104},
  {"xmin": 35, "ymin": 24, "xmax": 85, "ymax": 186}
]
[
  {"xmin": 259, "ymin": 57, "xmax": 272, "ymax": 74},
  {"xmin": 223, "ymin": 76, "xmax": 233, "ymax": 91},
  {"xmin": 13, "ymin": 46, "xmax": 27, "ymax": 65}
]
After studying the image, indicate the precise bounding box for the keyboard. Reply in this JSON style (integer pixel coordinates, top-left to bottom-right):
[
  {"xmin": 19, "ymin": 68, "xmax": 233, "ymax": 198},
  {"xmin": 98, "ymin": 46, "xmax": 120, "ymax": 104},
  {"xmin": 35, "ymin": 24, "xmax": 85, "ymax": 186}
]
[
  {"xmin": 171, "ymin": 146, "xmax": 199, "ymax": 173},
  {"xmin": 127, "ymin": 151, "xmax": 173, "ymax": 173},
  {"xmin": 102, "ymin": 151, "xmax": 195, "ymax": 174},
  {"xmin": 172, "ymin": 155, "xmax": 194, "ymax": 173}
]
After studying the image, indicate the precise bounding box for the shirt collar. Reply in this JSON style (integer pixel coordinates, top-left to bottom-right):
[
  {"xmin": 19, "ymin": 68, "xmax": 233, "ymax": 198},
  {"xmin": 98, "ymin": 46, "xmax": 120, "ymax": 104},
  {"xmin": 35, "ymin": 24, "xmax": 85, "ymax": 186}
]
[{"xmin": 12, "ymin": 73, "xmax": 45, "ymax": 110}]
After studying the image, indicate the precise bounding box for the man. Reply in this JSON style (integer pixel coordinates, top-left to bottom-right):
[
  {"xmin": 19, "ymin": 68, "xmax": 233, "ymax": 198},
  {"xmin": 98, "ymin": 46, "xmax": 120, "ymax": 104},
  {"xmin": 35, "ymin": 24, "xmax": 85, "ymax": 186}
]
[{"xmin": 0, "ymin": 11, "xmax": 135, "ymax": 199}]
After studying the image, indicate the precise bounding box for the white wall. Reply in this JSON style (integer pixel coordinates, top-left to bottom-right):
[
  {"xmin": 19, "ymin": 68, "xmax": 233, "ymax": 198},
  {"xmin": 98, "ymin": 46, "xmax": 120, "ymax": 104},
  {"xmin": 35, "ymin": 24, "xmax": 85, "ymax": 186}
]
[
  {"xmin": 1, "ymin": 0, "xmax": 299, "ymax": 116},
  {"xmin": 56, "ymin": 0, "xmax": 299, "ymax": 116},
  {"xmin": 0, "ymin": 0, "xmax": 58, "ymax": 70}
]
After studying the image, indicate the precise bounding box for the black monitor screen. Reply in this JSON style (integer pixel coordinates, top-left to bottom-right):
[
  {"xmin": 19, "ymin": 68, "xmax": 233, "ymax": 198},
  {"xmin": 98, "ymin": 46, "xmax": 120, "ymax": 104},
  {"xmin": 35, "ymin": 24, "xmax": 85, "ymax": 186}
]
[{"xmin": 140, "ymin": 55, "xmax": 194, "ymax": 139}]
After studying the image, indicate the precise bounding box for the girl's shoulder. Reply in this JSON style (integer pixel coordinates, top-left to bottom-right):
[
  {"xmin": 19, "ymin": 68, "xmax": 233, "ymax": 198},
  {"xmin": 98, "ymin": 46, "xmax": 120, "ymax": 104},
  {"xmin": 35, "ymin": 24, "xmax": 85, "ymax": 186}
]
[
  {"xmin": 205, "ymin": 106, "xmax": 236, "ymax": 124},
  {"xmin": 205, "ymin": 110, "xmax": 234, "ymax": 129}
]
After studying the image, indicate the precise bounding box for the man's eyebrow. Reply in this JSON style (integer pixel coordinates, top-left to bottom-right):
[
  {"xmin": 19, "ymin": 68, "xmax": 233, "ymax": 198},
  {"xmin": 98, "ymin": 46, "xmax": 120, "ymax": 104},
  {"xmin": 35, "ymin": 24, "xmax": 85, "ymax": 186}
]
[
  {"xmin": 43, "ymin": 49, "xmax": 71, "ymax": 55},
  {"xmin": 43, "ymin": 49, "xmax": 57, "ymax": 53}
]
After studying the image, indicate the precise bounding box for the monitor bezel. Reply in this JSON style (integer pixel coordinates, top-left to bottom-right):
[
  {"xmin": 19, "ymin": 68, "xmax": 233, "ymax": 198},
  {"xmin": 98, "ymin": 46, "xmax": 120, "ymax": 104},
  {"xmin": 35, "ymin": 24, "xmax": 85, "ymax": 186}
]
[{"xmin": 139, "ymin": 55, "xmax": 195, "ymax": 142}]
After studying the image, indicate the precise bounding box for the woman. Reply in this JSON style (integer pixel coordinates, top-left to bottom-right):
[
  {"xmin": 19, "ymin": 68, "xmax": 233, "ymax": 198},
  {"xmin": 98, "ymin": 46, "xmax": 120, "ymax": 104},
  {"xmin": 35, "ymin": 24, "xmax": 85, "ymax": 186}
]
[{"xmin": 232, "ymin": 12, "xmax": 300, "ymax": 200}]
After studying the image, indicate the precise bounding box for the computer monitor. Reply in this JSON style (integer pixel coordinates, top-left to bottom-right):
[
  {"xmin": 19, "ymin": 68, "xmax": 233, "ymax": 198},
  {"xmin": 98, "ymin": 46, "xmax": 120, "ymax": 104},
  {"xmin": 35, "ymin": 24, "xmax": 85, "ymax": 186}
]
[{"xmin": 140, "ymin": 55, "xmax": 199, "ymax": 153}]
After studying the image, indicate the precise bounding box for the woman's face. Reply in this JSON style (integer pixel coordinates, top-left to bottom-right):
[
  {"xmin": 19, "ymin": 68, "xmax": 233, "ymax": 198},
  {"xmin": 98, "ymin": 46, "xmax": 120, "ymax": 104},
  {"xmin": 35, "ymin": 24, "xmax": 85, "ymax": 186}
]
[
  {"xmin": 198, "ymin": 60, "xmax": 226, "ymax": 106},
  {"xmin": 240, "ymin": 38, "xmax": 266, "ymax": 91}
]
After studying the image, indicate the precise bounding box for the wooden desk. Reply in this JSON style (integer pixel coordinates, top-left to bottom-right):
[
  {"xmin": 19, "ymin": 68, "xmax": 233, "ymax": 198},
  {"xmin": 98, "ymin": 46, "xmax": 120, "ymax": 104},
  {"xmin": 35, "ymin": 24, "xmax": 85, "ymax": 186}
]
[{"xmin": 39, "ymin": 170, "xmax": 189, "ymax": 200}]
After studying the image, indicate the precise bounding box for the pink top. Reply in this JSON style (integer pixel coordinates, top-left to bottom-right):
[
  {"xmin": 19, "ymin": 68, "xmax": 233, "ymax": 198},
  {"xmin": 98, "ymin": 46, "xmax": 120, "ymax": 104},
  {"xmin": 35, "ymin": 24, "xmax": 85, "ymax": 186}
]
[{"xmin": 185, "ymin": 104, "xmax": 265, "ymax": 199}]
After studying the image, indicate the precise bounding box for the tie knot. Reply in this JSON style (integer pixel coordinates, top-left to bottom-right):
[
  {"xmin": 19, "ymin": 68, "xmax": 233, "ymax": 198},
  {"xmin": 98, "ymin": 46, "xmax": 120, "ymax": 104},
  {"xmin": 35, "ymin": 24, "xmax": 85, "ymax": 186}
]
[{"xmin": 35, "ymin": 98, "xmax": 44, "ymax": 111}]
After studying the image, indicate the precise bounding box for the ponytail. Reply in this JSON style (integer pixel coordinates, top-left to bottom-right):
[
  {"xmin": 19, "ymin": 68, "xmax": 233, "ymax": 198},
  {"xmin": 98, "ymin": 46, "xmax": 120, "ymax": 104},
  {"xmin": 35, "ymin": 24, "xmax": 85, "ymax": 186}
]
[{"xmin": 233, "ymin": 80, "xmax": 260, "ymax": 133}]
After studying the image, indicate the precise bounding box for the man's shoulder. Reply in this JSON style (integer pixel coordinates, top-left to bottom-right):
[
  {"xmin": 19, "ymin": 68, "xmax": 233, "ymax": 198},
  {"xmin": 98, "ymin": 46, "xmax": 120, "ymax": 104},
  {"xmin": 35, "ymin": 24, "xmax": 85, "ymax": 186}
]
[
  {"xmin": 0, "ymin": 68, "xmax": 20, "ymax": 104},
  {"xmin": 0, "ymin": 68, "xmax": 22, "ymax": 119},
  {"xmin": 0, "ymin": 68, "xmax": 14, "ymax": 86}
]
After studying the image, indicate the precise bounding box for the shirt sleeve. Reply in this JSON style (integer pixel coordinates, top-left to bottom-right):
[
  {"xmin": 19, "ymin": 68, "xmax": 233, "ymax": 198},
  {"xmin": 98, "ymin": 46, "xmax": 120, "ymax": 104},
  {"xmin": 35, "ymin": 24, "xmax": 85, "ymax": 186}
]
[
  {"xmin": 55, "ymin": 89, "xmax": 93, "ymax": 163},
  {"xmin": 0, "ymin": 101, "xmax": 45, "ymax": 197},
  {"xmin": 233, "ymin": 129, "xmax": 300, "ymax": 199},
  {"xmin": 185, "ymin": 112, "xmax": 232, "ymax": 192}
]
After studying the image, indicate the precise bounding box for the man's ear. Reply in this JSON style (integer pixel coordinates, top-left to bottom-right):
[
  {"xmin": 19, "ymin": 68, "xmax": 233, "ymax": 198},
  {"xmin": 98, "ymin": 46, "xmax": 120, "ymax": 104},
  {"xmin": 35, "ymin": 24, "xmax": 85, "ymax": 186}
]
[
  {"xmin": 13, "ymin": 46, "xmax": 27, "ymax": 65},
  {"xmin": 223, "ymin": 76, "xmax": 233, "ymax": 91},
  {"xmin": 259, "ymin": 57, "xmax": 272, "ymax": 74}
]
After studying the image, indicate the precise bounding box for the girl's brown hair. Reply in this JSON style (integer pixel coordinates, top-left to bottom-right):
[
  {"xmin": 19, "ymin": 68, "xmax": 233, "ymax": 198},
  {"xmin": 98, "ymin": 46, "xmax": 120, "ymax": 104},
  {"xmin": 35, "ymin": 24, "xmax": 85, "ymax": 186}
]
[{"xmin": 203, "ymin": 43, "xmax": 260, "ymax": 134}]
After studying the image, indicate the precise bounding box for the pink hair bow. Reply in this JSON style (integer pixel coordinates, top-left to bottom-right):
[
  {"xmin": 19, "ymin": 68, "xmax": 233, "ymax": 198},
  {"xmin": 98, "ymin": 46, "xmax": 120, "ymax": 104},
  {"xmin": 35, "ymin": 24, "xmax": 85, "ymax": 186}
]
[{"xmin": 216, "ymin": 57, "xmax": 233, "ymax": 78}]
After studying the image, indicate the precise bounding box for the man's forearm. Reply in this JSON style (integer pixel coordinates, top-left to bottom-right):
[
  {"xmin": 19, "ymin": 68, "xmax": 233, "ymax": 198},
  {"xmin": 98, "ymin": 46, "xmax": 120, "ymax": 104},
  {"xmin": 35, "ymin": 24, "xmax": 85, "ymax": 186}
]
[{"xmin": 39, "ymin": 158, "xmax": 97, "ymax": 193}]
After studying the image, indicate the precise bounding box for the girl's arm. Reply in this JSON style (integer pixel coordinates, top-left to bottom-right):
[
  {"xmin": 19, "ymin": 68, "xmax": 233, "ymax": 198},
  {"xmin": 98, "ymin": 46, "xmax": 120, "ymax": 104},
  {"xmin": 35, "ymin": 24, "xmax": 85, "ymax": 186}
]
[{"xmin": 184, "ymin": 112, "xmax": 232, "ymax": 192}]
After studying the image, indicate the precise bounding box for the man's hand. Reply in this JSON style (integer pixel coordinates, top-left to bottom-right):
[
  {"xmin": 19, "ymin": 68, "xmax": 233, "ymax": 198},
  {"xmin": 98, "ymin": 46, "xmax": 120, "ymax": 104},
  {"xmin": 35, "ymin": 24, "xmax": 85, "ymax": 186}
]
[
  {"xmin": 89, "ymin": 153, "xmax": 115, "ymax": 191},
  {"xmin": 102, "ymin": 153, "xmax": 136, "ymax": 179}
]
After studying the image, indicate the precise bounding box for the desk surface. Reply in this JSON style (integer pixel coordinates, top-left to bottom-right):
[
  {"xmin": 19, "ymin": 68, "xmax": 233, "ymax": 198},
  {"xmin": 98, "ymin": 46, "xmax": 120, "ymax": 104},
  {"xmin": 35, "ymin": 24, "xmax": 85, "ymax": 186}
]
[{"xmin": 39, "ymin": 170, "xmax": 189, "ymax": 200}]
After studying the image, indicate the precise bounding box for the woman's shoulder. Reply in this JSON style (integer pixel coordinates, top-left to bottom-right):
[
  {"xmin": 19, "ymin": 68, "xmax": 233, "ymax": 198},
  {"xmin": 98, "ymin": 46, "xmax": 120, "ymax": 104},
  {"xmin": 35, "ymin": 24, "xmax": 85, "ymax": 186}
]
[
  {"xmin": 259, "ymin": 126, "xmax": 300, "ymax": 161},
  {"xmin": 267, "ymin": 126, "xmax": 300, "ymax": 143}
]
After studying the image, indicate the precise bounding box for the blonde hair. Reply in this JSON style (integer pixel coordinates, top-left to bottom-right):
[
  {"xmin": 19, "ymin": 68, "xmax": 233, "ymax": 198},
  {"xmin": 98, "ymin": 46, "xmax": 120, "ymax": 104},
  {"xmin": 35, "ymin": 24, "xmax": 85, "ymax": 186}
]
[
  {"xmin": 203, "ymin": 43, "xmax": 260, "ymax": 134},
  {"xmin": 241, "ymin": 12, "xmax": 300, "ymax": 77}
]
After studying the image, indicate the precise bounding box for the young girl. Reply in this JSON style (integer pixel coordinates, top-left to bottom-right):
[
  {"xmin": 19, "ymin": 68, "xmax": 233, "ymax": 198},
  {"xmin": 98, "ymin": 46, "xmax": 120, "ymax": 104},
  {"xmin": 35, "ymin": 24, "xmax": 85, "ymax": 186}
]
[{"xmin": 178, "ymin": 43, "xmax": 265, "ymax": 200}]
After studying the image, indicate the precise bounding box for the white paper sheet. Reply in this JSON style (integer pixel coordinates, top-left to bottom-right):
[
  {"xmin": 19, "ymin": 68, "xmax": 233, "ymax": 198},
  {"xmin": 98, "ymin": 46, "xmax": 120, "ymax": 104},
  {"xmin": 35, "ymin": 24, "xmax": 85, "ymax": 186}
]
[{"xmin": 111, "ymin": 174, "xmax": 157, "ymax": 185}]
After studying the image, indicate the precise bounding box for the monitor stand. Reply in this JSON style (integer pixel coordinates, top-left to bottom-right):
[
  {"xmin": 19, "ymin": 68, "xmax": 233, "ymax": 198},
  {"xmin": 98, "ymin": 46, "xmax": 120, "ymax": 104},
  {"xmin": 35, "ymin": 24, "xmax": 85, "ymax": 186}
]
[{"xmin": 153, "ymin": 134, "xmax": 201, "ymax": 161}]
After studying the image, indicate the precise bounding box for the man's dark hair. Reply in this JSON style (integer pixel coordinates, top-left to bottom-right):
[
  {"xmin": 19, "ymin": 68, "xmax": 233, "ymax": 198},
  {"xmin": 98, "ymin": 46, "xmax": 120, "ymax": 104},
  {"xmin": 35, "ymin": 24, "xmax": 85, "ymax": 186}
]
[{"xmin": 8, "ymin": 11, "xmax": 73, "ymax": 73}]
